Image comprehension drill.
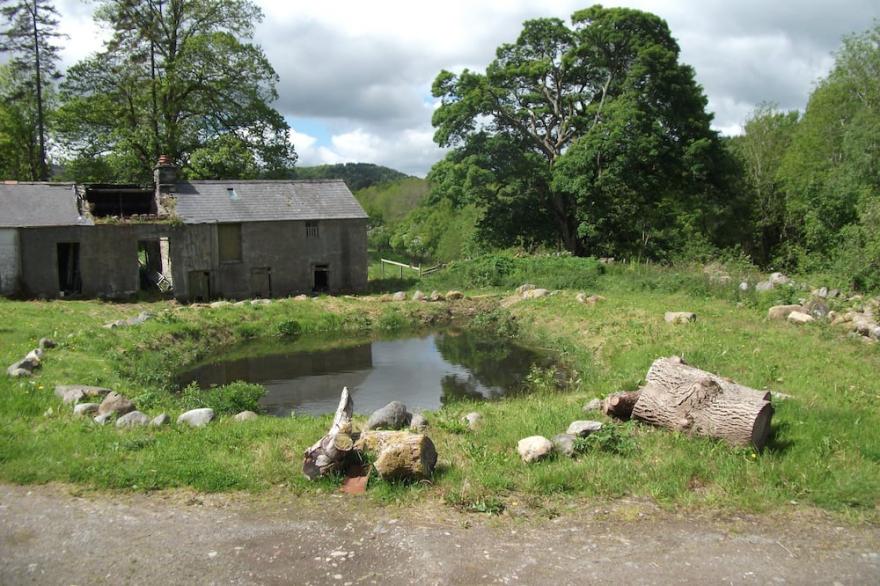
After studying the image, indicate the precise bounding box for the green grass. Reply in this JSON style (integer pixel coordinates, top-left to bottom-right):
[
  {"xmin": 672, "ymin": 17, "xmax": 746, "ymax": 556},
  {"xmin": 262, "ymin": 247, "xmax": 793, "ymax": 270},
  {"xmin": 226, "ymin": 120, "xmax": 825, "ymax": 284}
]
[{"xmin": 0, "ymin": 259, "xmax": 878, "ymax": 519}]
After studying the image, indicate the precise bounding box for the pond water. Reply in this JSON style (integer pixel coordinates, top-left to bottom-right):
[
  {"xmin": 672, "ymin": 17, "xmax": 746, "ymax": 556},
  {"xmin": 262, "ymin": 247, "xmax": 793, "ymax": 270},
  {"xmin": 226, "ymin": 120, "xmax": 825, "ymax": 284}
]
[{"xmin": 177, "ymin": 330, "xmax": 551, "ymax": 416}]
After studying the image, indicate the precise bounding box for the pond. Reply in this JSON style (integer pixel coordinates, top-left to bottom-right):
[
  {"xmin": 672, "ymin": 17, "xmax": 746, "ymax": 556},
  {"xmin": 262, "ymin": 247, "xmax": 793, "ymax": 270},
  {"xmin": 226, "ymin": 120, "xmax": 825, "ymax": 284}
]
[{"xmin": 176, "ymin": 330, "xmax": 552, "ymax": 416}]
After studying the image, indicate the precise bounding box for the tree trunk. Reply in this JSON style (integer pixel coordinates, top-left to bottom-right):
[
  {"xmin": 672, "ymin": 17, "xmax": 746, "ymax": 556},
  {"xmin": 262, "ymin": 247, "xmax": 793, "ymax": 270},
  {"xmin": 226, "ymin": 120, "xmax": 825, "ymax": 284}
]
[
  {"xmin": 602, "ymin": 390, "xmax": 642, "ymax": 420},
  {"xmin": 632, "ymin": 357, "xmax": 773, "ymax": 450},
  {"xmin": 302, "ymin": 387, "xmax": 354, "ymax": 480}
]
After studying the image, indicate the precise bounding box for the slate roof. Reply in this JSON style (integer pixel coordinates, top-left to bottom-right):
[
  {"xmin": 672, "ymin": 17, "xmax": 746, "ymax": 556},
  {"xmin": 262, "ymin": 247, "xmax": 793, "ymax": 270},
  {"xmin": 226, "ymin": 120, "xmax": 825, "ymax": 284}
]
[
  {"xmin": 172, "ymin": 180, "xmax": 369, "ymax": 224},
  {"xmin": 0, "ymin": 182, "xmax": 91, "ymax": 228}
]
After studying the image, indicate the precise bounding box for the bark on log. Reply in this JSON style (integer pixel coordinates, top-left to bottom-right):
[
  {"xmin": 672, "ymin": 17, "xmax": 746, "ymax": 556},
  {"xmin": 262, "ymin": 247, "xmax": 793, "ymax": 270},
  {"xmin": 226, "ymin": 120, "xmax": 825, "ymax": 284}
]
[
  {"xmin": 632, "ymin": 357, "xmax": 773, "ymax": 450},
  {"xmin": 354, "ymin": 431, "xmax": 437, "ymax": 481},
  {"xmin": 303, "ymin": 387, "xmax": 354, "ymax": 480},
  {"xmin": 602, "ymin": 390, "xmax": 642, "ymax": 420}
]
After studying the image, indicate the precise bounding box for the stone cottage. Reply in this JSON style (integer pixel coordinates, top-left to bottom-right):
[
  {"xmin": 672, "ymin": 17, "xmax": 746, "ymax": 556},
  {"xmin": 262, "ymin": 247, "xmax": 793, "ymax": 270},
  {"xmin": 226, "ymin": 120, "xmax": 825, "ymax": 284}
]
[{"xmin": 0, "ymin": 159, "xmax": 368, "ymax": 301}]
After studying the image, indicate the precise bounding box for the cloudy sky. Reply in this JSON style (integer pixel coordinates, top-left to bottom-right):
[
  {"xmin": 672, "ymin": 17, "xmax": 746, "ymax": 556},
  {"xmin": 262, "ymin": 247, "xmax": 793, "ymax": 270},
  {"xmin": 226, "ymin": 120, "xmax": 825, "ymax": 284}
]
[{"xmin": 53, "ymin": 0, "xmax": 879, "ymax": 176}]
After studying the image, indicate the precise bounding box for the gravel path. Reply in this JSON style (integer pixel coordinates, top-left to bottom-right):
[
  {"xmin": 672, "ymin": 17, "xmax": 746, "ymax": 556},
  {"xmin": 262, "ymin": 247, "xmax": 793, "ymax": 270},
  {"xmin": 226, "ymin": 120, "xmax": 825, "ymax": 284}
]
[{"xmin": 1, "ymin": 484, "xmax": 878, "ymax": 585}]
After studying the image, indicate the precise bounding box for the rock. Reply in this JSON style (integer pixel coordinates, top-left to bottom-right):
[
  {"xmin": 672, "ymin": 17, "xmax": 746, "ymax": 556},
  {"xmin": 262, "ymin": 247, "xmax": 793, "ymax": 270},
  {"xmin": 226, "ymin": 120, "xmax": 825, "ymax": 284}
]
[
  {"xmin": 7, "ymin": 365, "xmax": 31, "ymax": 378},
  {"xmin": 127, "ymin": 311, "xmax": 153, "ymax": 325},
  {"xmin": 755, "ymin": 281, "xmax": 774, "ymax": 292},
  {"xmin": 767, "ymin": 305, "xmax": 804, "ymax": 321},
  {"xmin": 664, "ymin": 311, "xmax": 696, "ymax": 324},
  {"xmin": 43, "ymin": 407, "xmax": 54, "ymax": 417},
  {"xmin": 250, "ymin": 299, "xmax": 271, "ymax": 306},
  {"xmin": 586, "ymin": 294, "xmax": 606, "ymax": 304},
  {"xmin": 711, "ymin": 274, "xmax": 733, "ymax": 285},
  {"xmin": 392, "ymin": 291, "xmax": 407, "ymax": 302},
  {"xmin": 552, "ymin": 433, "xmax": 578, "ymax": 458},
  {"xmin": 366, "ymin": 401, "xmax": 412, "ymax": 431},
  {"xmin": 293, "ymin": 294, "xmax": 309, "ymax": 301},
  {"xmin": 828, "ymin": 289, "xmax": 841, "ymax": 299},
  {"xmin": 817, "ymin": 287, "xmax": 829, "ymax": 298},
  {"xmin": 575, "ymin": 292, "xmax": 587, "ymax": 304},
  {"xmin": 93, "ymin": 413, "xmax": 114, "ymax": 425},
  {"xmin": 429, "ymin": 290, "xmax": 445, "ymax": 302},
  {"xmin": 38, "ymin": 338, "xmax": 57, "ymax": 349},
  {"xmin": 412, "ymin": 290, "xmax": 425, "ymax": 301},
  {"xmin": 24, "ymin": 349, "xmax": 43, "ymax": 365},
  {"xmin": 234, "ymin": 300, "xmax": 249, "ymax": 307},
  {"xmin": 446, "ymin": 290, "xmax": 464, "ymax": 301},
  {"xmin": 583, "ymin": 398, "xmax": 603, "ymax": 412},
  {"xmin": 522, "ymin": 288, "xmax": 550, "ymax": 300},
  {"xmin": 73, "ymin": 403, "xmax": 99, "ymax": 417},
  {"xmin": 7, "ymin": 354, "xmax": 40, "ymax": 376},
  {"xmin": 233, "ymin": 410, "xmax": 258, "ymax": 422},
  {"xmin": 517, "ymin": 436, "xmax": 554, "ymax": 463},
  {"xmin": 566, "ymin": 420, "xmax": 603, "ymax": 437},
  {"xmin": 409, "ymin": 413, "xmax": 428, "ymax": 431},
  {"xmin": 150, "ymin": 413, "xmax": 170, "ymax": 426},
  {"xmin": 116, "ymin": 411, "xmax": 150, "ymax": 428},
  {"xmin": 463, "ymin": 412, "xmax": 482, "ymax": 430},
  {"xmin": 54, "ymin": 385, "xmax": 112, "ymax": 404},
  {"xmin": 788, "ymin": 311, "xmax": 815, "ymax": 325},
  {"xmin": 209, "ymin": 301, "xmax": 231, "ymax": 309},
  {"xmin": 739, "ymin": 281, "xmax": 750, "ymax": 291},
  {"xmin": 516, "ymin": 284, "xmax": 536, "ymax": 295},
  {"xmin": 769, "ymin": 272, "xmax": 790, "ymax": 286},
  {"xmin": 805, "ymin": 299, "xmax": 830, "ymax": 319},
  {"xmin": 98, "ymin": 392, "xmax": 135, "ymax": 417},
  {"xmin": 177, "ymin": 408, "xmax": 215, "ymax": 427}
]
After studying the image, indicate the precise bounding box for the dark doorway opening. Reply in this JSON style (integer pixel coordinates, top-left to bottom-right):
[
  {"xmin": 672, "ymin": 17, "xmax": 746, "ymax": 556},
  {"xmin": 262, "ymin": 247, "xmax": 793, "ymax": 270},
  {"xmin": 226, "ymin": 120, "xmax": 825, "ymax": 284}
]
[
  {"xmin": 250, "ymin": 267, "xmax": 272, "ymax": 298},
  {"xmin": 313, "ymin": 264, "xmax": 329, "ymax": 293},
  {"xmin": 57, "ymin": 242, "xmax": 82, "ymax": 296},
  {"xmin": 188, "ymin": 270, "xmax": 212, "ymax": 301},
  {"xmin": 137, "ymin": 240, "xmax": 163, "ymax": 291}
]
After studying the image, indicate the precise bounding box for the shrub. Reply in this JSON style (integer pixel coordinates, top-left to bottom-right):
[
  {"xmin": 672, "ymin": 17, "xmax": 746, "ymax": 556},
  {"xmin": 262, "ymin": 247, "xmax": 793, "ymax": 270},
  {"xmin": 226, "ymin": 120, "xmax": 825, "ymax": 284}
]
[
  {"xmin": 276, "ymin": 319, "xmax": 302, "ymax": 337},
  {"xmin": 179, "ymin": 381, "xmax": 265, "ymax": 415}
]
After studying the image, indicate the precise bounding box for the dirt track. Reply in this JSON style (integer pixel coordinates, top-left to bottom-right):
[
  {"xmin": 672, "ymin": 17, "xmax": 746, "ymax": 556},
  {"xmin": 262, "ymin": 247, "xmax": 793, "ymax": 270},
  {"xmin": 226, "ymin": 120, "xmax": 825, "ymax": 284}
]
[{"xmin": 1, "ymin": 484, "xmax": 878, "ymax": 585}]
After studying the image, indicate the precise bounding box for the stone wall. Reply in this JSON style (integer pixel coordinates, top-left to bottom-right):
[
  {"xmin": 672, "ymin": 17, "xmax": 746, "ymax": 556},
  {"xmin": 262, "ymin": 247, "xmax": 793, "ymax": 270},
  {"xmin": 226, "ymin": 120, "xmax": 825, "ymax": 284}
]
[{"xmin": 0, "ymin": 228, "xmax": 19, "ymax": 296}]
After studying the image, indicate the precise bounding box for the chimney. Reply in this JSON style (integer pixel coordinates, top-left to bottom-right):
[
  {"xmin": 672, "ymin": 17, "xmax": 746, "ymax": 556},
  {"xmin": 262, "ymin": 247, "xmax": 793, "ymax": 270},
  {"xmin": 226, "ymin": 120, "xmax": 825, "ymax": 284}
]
[{"xmin": 153, "ymin": 155, "xmax": 177, "ymax": 193}]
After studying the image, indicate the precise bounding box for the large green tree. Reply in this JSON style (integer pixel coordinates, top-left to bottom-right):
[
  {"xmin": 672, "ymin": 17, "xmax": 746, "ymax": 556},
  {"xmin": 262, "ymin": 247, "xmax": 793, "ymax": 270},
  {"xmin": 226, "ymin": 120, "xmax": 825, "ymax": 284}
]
[
  {"xmin": 56, "ymin": 0, "xmax": 295, "ymax": 182},
  {"xmin": 431, "ymin": 5, "xmax": 732, "ymax": 258},
  {"xmin": 0, "ymin": 0, "xmax": 63, "ymax": 180}
]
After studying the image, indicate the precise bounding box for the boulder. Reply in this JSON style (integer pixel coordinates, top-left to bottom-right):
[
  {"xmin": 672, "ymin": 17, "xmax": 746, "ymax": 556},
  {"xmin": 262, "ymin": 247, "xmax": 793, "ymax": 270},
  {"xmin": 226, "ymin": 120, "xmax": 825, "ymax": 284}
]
[
  {"xmin": 250, "ymin": 299, "xmax": 271, "ymax": 306},
  {"xmin": 552, "ymin": 433, "xmax": 577, "ymax": 458},
  {"xmin": 516, "ymin": 284, "xmax": 536, "ymax": 295},
  {"xmin": 293, "ymin": 294, "xmax": 309, "ymax": 301},
  {"xmin": 517, "ymin": 436, "xmax": 554, "ymax": 463},
  {"xmin": 93, "ymin": 413, "xmax": 114, "ymax": 425},
  {"xmin": 428, "ymin": 290, "xmax": 445, "ymax": 302},
  {"xmin": 522, "ymin": 288, "xmax": 550, "ymax": 300},
  {"xmin": 769, "ymin": 272, "xmax": 791, "ymax": 286},
  {"xmin": 98, "ymin": 392, "xmax": 135, "ymax": 417},
  {"xmin": 366, "ymin": 401, "xmax": 412, "ymax": 431},
  {"xmin": 150, "ymin": 413, "xmax": 170, "ymax": 426},
  {"xmin": 805, "ymin": 299, "xmax": 830, "ymax": 319},
  {"xmin": 566, "ymin": 420, "xmax": 603, "ymax": 437},
  {"xmin": 116, "ymin": 411, "xmax": 150, "ymax": 428},
  {"xmin": 463, "ymin": 412, "xmax": 482, "ymax": 430},
  {"xmin": 209, "ymin": 301, "xmax": 231, "ymax": 309},
  {"xmin": 73, "ymin": 403, "xmax": 99, "ymax": 417},
  {"xmin": 664, "ymin": 312, "xmax": 696, "ymax": 324},
  {"xmin": 392, "ymin": 291, "xmax": 407, "ymax": 302},
  {"xmin": 788, "ymin": 311, "xmax": 815, "ymax": 325},
  {"xmin": 755, "ymin": 281, "xmax": 774, "ymax": 292},
  {"xmin": 55, "ymin": 385, "xmax": 112, "ymax": 404},
  {"xmin": 583, "ymin": 398, "xmax": 603, "ymax": 412},
  {"xmin": 739, "ymin": 281, "xmax": 750, "ymax": 292},
  {"xmin": 412, "ymin": 290, "xmax": 425, "ymax": 301},
  {"xmin": 25, "ymin": 348, "xmax": 44, "ymax": 363},
  {"xmin": 767, "ymin": 305, "xmax": 804, "ymax": 321},
  {"xmin": 828, "ymin": 289, "xmax": 841, "ymax": 299},
  {"xmin": 7, "ymin": 364, "xmax": 32, "ymax": 378},
  {"xmin": 127, "ymin": 311, "xmax": 153, "ymax": 325},
  {"xmin": 816, "ymin": 287, "xmax": 829, "ymax": 298},
  {"xmin": 575, "ymin": 292, "xmax": 587, "ymax": 304},
  {"xmin": 177, "ymin": 408, "xmax": 214, "ymax": 427},
  {"xmin": 409, "ymin": 413, "xmax": 428, "ymax": 432},
  {"xmin": 446, "ymin": 290, "xmax": 464, "ymax": 301},
  {"xmin": 233, "ymin": 410, "xmax": 258, "ymax": 422},
  {"xmin": 38, "ymin": 338, "xmax": 57, "ymax": 350}
]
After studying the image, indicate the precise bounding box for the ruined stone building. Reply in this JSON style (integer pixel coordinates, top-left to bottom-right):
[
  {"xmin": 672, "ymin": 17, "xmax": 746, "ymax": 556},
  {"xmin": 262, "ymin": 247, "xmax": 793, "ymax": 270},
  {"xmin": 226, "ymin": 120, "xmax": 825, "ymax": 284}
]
[{"xmin": 0, "ymin": 159, "xmax": 368, "ymax": 301}]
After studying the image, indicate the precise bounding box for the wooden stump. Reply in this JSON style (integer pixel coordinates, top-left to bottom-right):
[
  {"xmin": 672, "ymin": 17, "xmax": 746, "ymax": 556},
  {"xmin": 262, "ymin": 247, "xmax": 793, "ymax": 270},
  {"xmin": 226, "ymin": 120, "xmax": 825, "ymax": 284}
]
[
  {"xmin": 632, "ymin": 357, "xmax": 773, "ymax": 450},
  {"xmin": 355, "ymin": 431, "xmax": 437, "ymax": 481},
  {"xmin": 303, "ymin": 387, "xmax": 355, "ymax": 480},
  {"xmin": 602, "ymin": 390, "xmax": 642, "ymax": 420}
]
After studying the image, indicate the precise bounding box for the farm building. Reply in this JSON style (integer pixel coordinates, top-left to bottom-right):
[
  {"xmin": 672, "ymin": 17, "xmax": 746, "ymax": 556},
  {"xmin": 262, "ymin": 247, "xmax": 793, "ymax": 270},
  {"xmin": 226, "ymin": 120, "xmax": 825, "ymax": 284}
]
[{"xmin": 0, "ymin": 159, "xmax": 368, "ymax": 301}]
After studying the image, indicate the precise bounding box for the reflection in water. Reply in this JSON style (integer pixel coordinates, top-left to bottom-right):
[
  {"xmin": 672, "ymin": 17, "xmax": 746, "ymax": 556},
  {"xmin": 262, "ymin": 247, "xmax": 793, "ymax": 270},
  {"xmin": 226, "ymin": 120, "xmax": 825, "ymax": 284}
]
[{"xmin": 177, "ymin": 330, "xmax": 548, "ymax": 416}]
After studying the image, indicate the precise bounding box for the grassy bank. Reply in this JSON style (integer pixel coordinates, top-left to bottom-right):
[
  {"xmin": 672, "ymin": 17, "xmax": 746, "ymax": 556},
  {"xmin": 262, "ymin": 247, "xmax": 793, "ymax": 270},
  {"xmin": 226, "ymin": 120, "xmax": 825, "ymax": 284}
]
[{"xmin": 0, "ymin": 259, "xmax": 878, "ymax": 519}]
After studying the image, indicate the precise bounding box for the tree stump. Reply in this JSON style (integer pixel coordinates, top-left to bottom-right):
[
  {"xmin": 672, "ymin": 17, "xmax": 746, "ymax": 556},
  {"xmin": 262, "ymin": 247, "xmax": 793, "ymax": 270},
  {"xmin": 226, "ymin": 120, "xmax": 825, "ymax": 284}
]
[
  {"xmin": 602, "ymin": 390, "xmax": 642, "ymax": 420},
  {"xmin": 303, "ymin": 387, "xmax": 355, "ymax": 480},
  {"xmin": 632, "ymin": 357, "xmax": 773, "ymax": 450},
  {"xmin": 354, "ymin": 431, "xmax": 437, "ymax": 481}
]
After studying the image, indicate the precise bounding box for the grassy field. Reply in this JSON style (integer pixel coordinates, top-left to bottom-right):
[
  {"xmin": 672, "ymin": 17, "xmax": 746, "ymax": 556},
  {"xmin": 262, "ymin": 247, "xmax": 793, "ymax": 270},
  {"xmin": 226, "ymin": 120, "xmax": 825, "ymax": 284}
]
[{"xmin": 1, "ymin": 257, "xmax": 878, "ymax": 519}]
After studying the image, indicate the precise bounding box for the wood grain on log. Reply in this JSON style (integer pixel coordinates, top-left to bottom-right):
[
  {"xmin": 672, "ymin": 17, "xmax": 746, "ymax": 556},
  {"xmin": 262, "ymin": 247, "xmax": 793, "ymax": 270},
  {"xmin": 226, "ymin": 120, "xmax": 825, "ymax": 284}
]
[
  {"xmin": 354, "ymin": 431, "xmax": 437, "ymax": 481},
  {"xmin": 632, "ymin": 357, "xmax": 773, "ymax": 450},
  {"xmin": 303, "ymin": 387, "xmax": 354, "ymax": 480},
  {"xmin": 602, "ymin": 390, "xmax": 642, "ymax": 420}
]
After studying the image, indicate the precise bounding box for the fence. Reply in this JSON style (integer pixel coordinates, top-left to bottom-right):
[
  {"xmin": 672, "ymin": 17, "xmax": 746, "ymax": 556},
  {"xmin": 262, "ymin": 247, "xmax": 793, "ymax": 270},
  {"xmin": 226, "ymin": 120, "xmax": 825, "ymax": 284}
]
[{"xmin": 379, "ymin": 258, "xmax": 443, "ymax": 279}]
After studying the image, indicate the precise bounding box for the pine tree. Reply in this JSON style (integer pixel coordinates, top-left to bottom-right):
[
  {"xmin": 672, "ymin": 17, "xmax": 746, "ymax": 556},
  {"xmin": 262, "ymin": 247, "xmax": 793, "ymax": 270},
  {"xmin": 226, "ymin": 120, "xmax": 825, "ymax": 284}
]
[{"xmin": 0, "ymin": 0, "xmax": 64, "ymax": 180}]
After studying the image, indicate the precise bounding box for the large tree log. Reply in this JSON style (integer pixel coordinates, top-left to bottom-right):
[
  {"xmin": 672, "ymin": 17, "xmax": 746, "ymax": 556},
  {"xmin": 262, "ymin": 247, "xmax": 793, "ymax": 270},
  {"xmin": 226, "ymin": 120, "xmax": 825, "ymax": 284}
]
[
  {"xmin": 354, "ymin": 431, "xmax": 437, "ymax": 481},
  {"xmin": 303, "ymin": 387, "xmax": 355, "ymax": 480},
  {"xmin": 632, "ymin": 357, "xmax": 774, "ymax": 450}
]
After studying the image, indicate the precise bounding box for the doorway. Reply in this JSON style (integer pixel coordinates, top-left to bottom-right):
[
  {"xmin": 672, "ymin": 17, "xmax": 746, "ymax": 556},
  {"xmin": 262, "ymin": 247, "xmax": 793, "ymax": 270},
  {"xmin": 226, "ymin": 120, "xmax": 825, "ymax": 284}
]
[
  {"xmin": 57, "ymin": 242, "xmax": 82, "ymax": 296},
  {"xmin": 250, "ymin": 267, "xmax": 272, "ymax": 298},
  {"xmin": 313, "ymin": 264, "xmax": 329, "ymax": 293}
]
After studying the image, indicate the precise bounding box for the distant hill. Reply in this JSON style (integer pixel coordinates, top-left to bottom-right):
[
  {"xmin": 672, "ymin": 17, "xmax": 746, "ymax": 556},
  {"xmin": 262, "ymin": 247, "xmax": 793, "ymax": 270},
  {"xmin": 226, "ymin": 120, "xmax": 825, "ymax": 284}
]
[{"xmin": 294, "ymin": 163, "xmax": 409, "ymax": 191}]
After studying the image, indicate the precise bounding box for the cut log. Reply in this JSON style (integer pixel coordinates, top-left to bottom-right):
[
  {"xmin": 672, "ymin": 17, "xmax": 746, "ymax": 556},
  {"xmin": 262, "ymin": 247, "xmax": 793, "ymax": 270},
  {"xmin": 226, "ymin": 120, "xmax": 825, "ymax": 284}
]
[
  {"xmin": 632, "ymin": 357, "xmax": 773, "ymax": 450},
  {"xmin": 303, "ymin": 387, "xmax": 354, "ymax": 480},
  {"xmin": 602, "ymin": 390, "xmax": 642, "ymax": 420},
  {"xmin": 354, "ymin": 431, "xmax": 437, "ymax": 481}
]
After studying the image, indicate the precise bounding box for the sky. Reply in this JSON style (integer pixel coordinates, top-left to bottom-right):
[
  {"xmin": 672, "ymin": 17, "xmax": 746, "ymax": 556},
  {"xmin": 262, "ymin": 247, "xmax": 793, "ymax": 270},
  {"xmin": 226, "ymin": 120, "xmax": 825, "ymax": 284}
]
[{"xmin": 51, "ymin": 0, "xmax": 880, "ymax": 176}]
